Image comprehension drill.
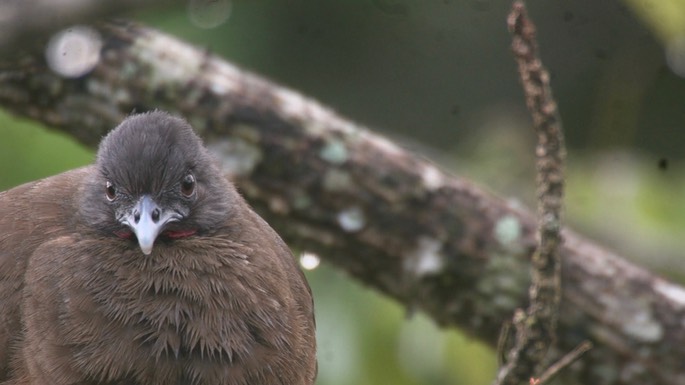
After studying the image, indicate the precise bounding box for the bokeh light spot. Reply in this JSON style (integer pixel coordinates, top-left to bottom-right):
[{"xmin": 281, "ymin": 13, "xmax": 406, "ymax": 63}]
[
  {"xmin": 300, "ymin": 251, "xmax": 321, "ymax": 270},
  {"xmin": 45, "ymin": 26, "xmax": 102, "ymax": 78},
  {"xmin": 187, "ymin": 0, "xmax": 232, "ymax": 29},
  {"xmin": 336, "ymin": 207, "xmax": 365, "ymax": 233}
]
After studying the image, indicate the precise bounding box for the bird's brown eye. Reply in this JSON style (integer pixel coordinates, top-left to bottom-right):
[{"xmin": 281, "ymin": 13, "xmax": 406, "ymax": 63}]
[
  {"xmin": 181, "ymin": 174, "xmax": 196, "ymax": 197},
  {"xmin": 105, "ymin": 180, "xmax": 116, "ymax": 201}
]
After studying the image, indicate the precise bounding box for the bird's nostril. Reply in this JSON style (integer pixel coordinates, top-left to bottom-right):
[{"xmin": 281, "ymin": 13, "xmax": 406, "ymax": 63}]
[
  {"xmin": 133, "ymin": 211, "xmax": 141, "ymax": 224},
  {"xmin": 151, "ymin": 208, "xmax": 160, "ymax": 223}
]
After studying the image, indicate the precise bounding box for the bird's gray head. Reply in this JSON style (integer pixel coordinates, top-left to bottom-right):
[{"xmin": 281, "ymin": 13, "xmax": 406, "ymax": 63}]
[{"xmin": 80, "ymin": 111, "xmax": 232, "ymax": 255}]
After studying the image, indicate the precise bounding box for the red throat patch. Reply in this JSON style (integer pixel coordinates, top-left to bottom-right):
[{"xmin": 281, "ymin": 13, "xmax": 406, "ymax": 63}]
[
  {"xmin": 163, "ymin": 229, "xmax": 197, "ymax": 239},
  {"xmin": 113, "ymin": 229, "xmax": 197, "ymax": 239},
  {"xmin": 114, "ymin": 229, "xmax": 133, "ymax": 239}
]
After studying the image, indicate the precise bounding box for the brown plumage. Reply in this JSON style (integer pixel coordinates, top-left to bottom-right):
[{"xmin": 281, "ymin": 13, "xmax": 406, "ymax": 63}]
[{"xmin": 0, "ymin": 111, "xmax": 316, "ymax": 385}]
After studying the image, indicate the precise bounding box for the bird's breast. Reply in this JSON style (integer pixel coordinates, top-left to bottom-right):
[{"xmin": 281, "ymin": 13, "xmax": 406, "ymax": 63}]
[{"xmin": 71, "ymin": 238, "xmax": 294, "ymax": 377}]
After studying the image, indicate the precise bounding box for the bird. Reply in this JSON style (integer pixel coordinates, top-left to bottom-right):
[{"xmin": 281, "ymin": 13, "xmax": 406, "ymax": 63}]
[{"xmin": 0, "ymin": 111, "xmax": 317, "ymax": 385}]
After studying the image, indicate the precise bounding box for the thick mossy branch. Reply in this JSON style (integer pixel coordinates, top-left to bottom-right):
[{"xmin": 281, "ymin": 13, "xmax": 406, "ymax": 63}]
[{"xmin": 1, "ymin": 21, "xmax": 684, "ymax": 385}]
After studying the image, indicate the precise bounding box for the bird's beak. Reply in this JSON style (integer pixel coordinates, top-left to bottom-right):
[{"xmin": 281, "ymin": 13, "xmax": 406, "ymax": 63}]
[{"xmin": 123, "ymin": 195, "xmax": 177, "ymax": 255}]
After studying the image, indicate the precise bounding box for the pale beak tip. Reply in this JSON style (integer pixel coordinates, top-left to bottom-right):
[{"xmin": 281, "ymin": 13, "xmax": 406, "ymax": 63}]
[{"xmin": 138, "ymin": 239, "xmax": 155, "ymax": 255}]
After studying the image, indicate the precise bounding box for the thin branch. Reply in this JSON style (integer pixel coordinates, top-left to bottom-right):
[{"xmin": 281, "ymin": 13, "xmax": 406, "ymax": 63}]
[
  {"xmin": 494, "ymin": 2, "xmax": 566, "ymax": 384},
  {"xmin": 1, "ymin": 20, "xmax": 684, "ymax": 385},
  {"xmin": 536, "ymin": 341, "xmax": 593, "ymax": 384}
]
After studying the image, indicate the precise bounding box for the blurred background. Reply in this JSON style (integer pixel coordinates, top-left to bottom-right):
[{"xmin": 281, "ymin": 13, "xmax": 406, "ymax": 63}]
[{"xmin": 1, "ymin": 0, "xmax": 685, "ymax": 383}]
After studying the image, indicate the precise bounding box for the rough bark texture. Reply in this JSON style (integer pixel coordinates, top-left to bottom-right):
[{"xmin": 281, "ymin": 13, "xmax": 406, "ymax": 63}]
[
  {"xmin": 1, "ymin": 22, "xmax": 684, "ymax": 385},
  {"xmin": 494, "ymin": 3, "xmax": 567, "ymax": 384}
]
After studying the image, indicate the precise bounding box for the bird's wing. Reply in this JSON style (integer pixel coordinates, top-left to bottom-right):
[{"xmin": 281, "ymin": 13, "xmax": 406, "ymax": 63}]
[
  {"xmin": 0, "ymin": 167, "xmax": 91, "ymax": 379},
  {"xmin": 241, "ymin": 206, "xmax": 318, "ymax": 383}
]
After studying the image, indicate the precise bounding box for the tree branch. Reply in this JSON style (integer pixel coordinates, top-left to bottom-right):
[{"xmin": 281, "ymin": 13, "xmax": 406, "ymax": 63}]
[
  {"xmin": 494, "ymin": 2, "xmax": 567, "ymax": 384},
  {"xmin": 1, "ymin": 21, "xmax": 684, "ymax": 385}
]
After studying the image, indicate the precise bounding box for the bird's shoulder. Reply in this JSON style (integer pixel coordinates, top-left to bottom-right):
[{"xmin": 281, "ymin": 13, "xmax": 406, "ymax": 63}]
[
  {"xmin": 0, "ymin": 166, "xmax": 93, "ymax": 237},
  {"xmin": 0, "ymin": 166, "xmax": 93, "ymax": 273},
  {"xmin": 0, "ymin": 167, "xmax": 92, "ymax": 381}
]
